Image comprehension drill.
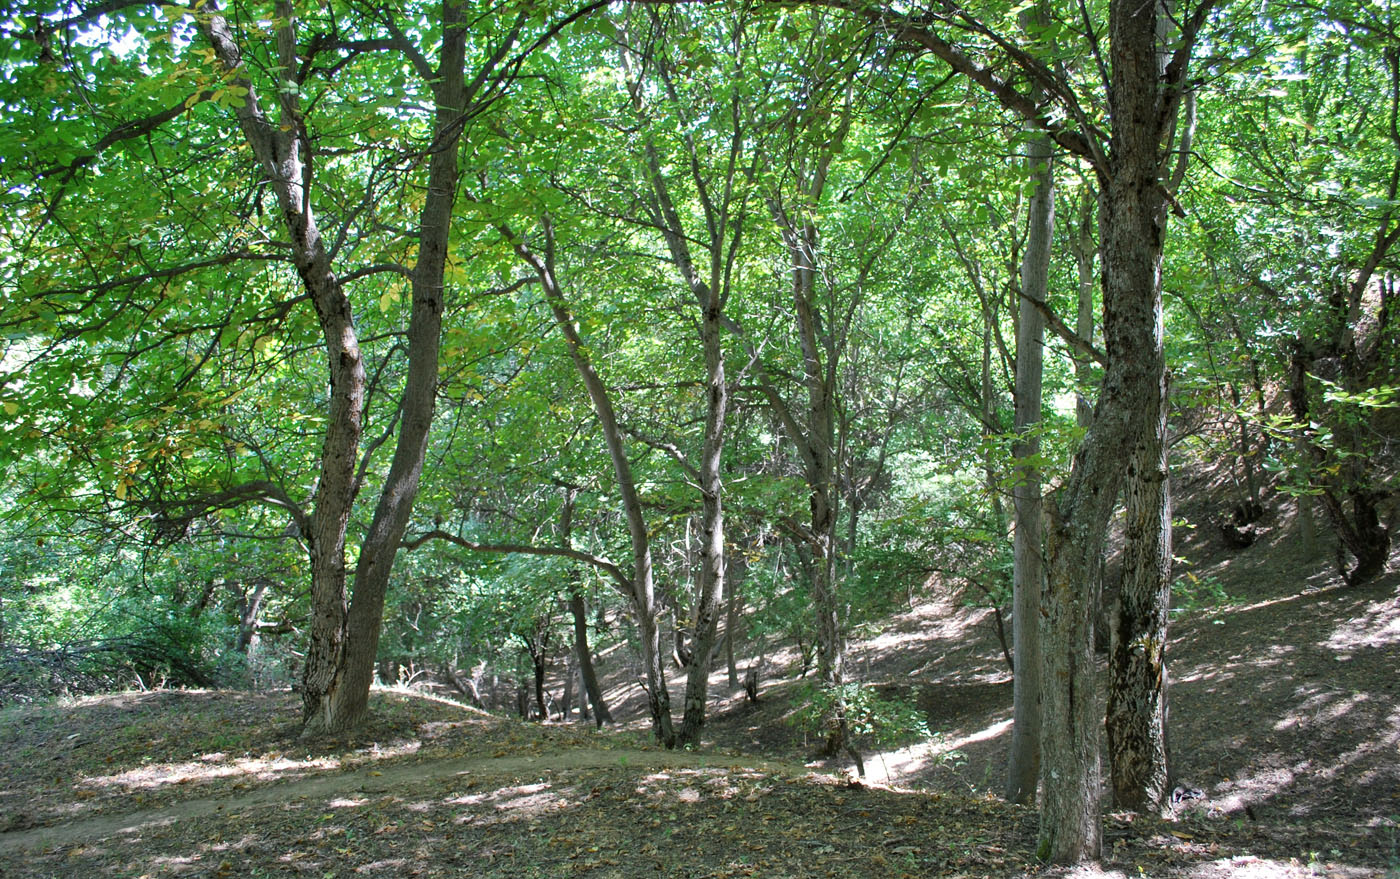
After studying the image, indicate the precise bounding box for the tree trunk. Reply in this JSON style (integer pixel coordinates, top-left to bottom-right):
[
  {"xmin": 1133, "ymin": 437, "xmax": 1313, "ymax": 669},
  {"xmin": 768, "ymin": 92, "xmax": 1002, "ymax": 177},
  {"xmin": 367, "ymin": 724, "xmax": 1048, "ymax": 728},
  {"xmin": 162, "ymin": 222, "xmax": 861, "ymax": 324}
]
[
  {"xmin": 202, "ymin": 0, "xmax": 475, "ymax": 735},
  {"xmin": 676, "ymin": 303, "xmax": 730, "ymax": 747},
  {"xmin": 531, "ymin": 630, "xmax": 550, "ymax": 720},
  {"xmin": 725, "ymin": 555, "xmax": 750, "ymax": 691},
  {"xmin": 559, "ymin": 488, "xmax": 612, "ymax": 726},
  {"xmin": 301, "ymin": 5, "xmax": 466, "ymax": 734},
  {"xmin": 1106, "ymin": 369, "xmax": 1173, "ymax": 812},
  {"xmin": 198, "ymin": 6, "xmax": 366, "ymax": 733},
  {"xmin": 1005, "ymin": 122, "xmax": 1053, "ymax": 806},
  {"xmin": 561, "ymin": 631, "xmax": 577, "ymax": 720},
  {"xmin": 981, "ymin": 293, "xmax": 1006, "ymax": 530},
  {"xmin": 234, "ymin": 580, "xmax": 270, "ymax": 654},
  {"xmin": 569, "ymin": 590, "xmax": 612, "ymax": 727},
  {"xmin": 513, "ymin": 219, "xmax": 674, "ymax": 746},
  {"xmin": 786, "ymin": 216, "xmax": 850, "ymax": 751},
  {"xmin": 1038, "ymin": 0, "xmax": 1178, "ymax": 854},
  {"xmin": 1072, "ymin": 192, "xmax": 1098, "ymax": 429}
]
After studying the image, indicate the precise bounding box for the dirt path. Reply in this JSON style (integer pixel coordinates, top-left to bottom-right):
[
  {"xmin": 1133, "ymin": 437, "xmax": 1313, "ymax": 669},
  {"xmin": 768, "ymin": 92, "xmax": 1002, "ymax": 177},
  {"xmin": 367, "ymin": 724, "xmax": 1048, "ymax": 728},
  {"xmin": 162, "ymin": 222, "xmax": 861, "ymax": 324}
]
[{"xmin": 0, "ymin": 746, "xmax": 817, "ymax": 855}]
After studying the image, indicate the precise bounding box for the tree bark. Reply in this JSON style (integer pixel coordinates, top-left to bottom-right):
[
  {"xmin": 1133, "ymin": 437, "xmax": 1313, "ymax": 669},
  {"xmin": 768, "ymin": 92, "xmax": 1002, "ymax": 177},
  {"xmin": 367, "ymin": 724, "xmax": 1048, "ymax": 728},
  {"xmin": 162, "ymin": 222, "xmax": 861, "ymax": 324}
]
[
  {"xmin": 198, "ymin": 4, "xmax": 366, "ymax": 732},
  {"xmin": 569, "ymin": 590, "xmax": 612, "ymax": 726},
  {"xmin": 234, "ymin": 580, "xmax": 270, "ymax": 655},
  {"xmin": 617, "ymin": 35, "xmax": 740, "ymax": 747},
  {"xmin": 1072, "ymin": 192, "xmax": 1098, "ymax": 429},
  {"xmin": 314, "ymin": 8, "xmax": 466, "ymax": 733},
  {"xmin": 1106, "ymin": 368, "xmax": 1173, "ymax": 812},
  {"xmin": 1038, "ymin": 0, "xmax": 1181, "ymax": 855},
  {"xmin": 1005, "ymin": 123, "xmax": 1053, "ymax": 806}
]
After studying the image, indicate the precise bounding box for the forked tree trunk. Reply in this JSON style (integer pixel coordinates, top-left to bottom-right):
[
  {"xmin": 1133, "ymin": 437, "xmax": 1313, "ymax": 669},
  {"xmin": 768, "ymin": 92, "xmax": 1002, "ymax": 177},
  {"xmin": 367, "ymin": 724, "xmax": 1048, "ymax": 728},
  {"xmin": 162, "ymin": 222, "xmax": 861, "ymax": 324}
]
[
  {"xmin": 204, "ymin": 0, "xmax": 483, "ymax": 735},
  {"xmin": 867, "ymin": 0, "xmax": 1198, "ymax": 859},
  {"xmin": 1005, "ymin": 120, "xmax": 1053, "ymax": 806},
  {"xmin": 1039, "ymin": 0, "xmax": 1180, "ymax": 853},
  {"xmin": 301, "ymin": 5, "xmax": 467, "ymax": 734}
]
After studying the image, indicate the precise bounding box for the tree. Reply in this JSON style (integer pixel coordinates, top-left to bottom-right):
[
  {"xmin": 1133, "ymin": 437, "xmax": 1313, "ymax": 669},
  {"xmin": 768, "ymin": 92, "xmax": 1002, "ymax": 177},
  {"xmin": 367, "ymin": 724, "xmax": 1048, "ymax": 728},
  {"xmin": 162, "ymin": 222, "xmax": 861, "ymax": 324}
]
[
  {"xmin": 1005, "ymin": 61, "xmax": 1054, "ymax": 806},
  {"xmin": 1213, "ymin": 6, "xmax": 1399, "ymax": 584},
  {"xmin": 809, "ymin": 0, "xmax": 1213, "ymax": 858},
  {"xmin": 1, "ymin": 0, "xmax": 593, "ymax": 734}
]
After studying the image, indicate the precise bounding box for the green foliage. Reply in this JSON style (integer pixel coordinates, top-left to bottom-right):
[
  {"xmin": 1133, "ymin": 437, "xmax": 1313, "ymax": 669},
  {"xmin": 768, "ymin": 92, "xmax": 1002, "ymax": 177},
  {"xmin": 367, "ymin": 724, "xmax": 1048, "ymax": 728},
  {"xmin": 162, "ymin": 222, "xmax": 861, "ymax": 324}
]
[
  {"xmin": 1172, "ymin": 571, "xmax": 1231, "ymax": 614},
  {"xmin": 790, "ymin": 682, "xmax": 933, "ymax": 750}
]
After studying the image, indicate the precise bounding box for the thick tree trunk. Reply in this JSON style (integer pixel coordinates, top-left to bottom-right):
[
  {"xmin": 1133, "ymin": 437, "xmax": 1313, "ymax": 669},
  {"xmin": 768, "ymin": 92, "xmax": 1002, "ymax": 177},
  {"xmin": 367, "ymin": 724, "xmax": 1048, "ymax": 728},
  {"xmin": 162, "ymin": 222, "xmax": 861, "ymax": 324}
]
[
  {"xmin": 1038, "ymin": 0, "xmax": 1176, "ymax": 855},
  {"xmin": 1106, "ymin": 369, "xmax": 1173, "ymax": 812},
  {"xmin": 1005, "ymin": 125, "xmax": 1053, "ymax": 806},
  {"xmin": 1288, "ymin": 347, "xmax": 1394, "ymax": 583},
  {"xmin": 872, "ymin": 0, "xmax": 1199, "ymax": 860},
  {"xmin": 301, "ymin": 6, "xmax": 466, "ymax": 734},
  {"xmin": 204, "ymin": 0, "xmax": 474, "ymax": 735}
]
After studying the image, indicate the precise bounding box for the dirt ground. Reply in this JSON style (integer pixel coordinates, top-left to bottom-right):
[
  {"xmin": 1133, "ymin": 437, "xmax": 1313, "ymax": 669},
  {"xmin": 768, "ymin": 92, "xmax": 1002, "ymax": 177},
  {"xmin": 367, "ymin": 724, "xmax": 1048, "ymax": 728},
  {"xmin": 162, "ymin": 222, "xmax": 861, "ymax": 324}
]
[{"xmin": 1, "ymin": 473, "xmax": 1397, "ymax": 877}]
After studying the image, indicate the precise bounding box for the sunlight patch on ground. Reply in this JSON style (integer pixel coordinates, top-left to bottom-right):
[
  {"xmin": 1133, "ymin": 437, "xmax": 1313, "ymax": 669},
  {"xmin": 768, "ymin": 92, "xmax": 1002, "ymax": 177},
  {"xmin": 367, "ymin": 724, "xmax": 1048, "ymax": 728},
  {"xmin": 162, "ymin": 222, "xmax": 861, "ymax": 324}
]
[
  {"xmin": 1049, "ymin": 866, "xmax": 1126, "ymax": 878},
  {"xmin": 78, "ymin": 753, "xmax": 342, "ymax": 794},
  {"xmin": 1323, "ymin": 597, "xmax": 1400, "ymax": 652},
  {"xmin": 356, "ymin": 857, "xmax": 411, "ymax": 873},
  {"xmin": 1175, "ymin": 854, "xmax": 1380, "ymax": 877},
  {"xmin": 1274, "ymin": 688, "xmax": 1372, "ymax": 733},
  {"xmin": 1209, "ymin": 763, "xmax": 1305, "ymax": 815},
  {"xmin": 441, "ymin": 781, "xmax": 566, "ymax": 820},
  {"xmin": 863, "ymin": 718, "xmax": 1011, "ymax": 786},
  {"xmin": 1176, "ymin": 646, "xmax": 1291, "ymax": 686}
]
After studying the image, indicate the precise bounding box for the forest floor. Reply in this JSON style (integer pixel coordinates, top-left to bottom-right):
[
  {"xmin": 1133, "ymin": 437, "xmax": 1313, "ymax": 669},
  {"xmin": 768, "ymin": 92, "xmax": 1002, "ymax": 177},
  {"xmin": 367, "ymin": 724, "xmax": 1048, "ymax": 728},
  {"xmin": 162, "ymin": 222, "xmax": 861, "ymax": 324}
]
[{"xmin": 1, "ymin": 472, "xmax": 1397, "ymax": 877}]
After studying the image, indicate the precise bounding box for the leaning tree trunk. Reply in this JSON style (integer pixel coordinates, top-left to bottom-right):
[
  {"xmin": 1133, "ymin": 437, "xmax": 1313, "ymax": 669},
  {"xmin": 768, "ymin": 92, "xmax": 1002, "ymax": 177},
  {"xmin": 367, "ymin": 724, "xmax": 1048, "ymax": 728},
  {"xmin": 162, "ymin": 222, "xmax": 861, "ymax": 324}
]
[
  {"xmin": 1005, "ymin": 121, "xmax": 1053, "ymax": 806},
  {"xmin": 1106, "ymin": 368, "xmax": 1173, "ymax": 812},
  {"xmin": 569, "ymin": 590, "xmax": 612, "ymax": 726},
  {"xmin": 514, "ymin": 219, "xmax": 674, "ymax": 746},
  {"xmin": 199, "ymin": 6, "xmax": 366, "ymax": 732},
  {"xmin": 205, "ymin": 0, "xmax": 478, "ymax": 735}
]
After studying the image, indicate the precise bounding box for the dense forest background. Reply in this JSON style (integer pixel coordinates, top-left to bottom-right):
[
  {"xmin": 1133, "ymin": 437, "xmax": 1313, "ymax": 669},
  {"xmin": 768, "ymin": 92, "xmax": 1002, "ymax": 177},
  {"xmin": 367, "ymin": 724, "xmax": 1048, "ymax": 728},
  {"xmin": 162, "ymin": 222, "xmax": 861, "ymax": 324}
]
[{"xmin": 1, "ymin": 0, "xmax": 1397, "ymax": 868}]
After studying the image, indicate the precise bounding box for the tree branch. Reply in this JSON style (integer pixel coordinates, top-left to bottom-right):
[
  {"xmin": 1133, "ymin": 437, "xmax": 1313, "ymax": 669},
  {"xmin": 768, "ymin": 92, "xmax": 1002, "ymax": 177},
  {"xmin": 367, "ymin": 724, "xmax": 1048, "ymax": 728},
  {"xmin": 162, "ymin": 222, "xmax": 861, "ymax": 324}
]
[{"xmin": 401, "ymin": 529, "xmax": 633, "ymax": 596}]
